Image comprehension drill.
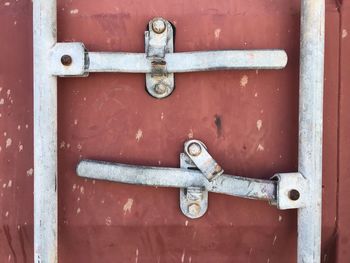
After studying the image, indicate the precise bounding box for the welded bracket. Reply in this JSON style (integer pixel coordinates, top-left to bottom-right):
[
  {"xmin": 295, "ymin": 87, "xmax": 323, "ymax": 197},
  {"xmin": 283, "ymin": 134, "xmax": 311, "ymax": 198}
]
[
  {"xmin": 179, "ymin": 153, "xmax": 208, "ymax": 218},
  {"xmin": 145, "ymin": 18, "xmax": 174, "ymax": 98},
  {"xmin": 271, "ymin": 173, "xmax": 308, "ymax": 209}
]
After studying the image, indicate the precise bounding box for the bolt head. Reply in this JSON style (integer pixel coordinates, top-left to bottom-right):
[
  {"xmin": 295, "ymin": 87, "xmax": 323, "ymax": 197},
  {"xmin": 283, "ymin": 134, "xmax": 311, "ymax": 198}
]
[
  {"xmin": 154, "ymin": 83, "xmax": 168, "ymax": 95},
  {"xmin": 188, "ymin": 203, "xmax": 201, "ymax": 217},
  {"xmin": 288, "ymin": 189, "xmax": 300, "ymax": 201},
  {"xmin": 188, "ymin": 142, "xmax": 202, "ymax": 157},
  {"xmin": 61, "ymin": 55, "xmax": 72, "ymax": 66},
  {"xmin": 152, "ymin": 19, "xmax": 166, "ymax": 34}
]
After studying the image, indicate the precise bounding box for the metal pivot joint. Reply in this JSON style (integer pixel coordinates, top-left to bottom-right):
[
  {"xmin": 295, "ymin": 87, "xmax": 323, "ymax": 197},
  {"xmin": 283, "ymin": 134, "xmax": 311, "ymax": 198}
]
[{"xmin": 76, "ymin": 139, "xmax": 309, "ymax": 219}]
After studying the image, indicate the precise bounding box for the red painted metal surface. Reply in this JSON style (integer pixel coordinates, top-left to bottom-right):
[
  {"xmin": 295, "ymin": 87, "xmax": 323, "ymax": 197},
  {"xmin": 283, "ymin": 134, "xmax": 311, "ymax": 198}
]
[{"xmin": 0, "ymin": 0, "xmax": 346, "ymax": 262}]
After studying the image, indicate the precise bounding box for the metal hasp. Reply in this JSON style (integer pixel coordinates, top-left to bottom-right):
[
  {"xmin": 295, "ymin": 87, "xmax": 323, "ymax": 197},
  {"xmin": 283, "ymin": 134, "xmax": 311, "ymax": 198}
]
[
  {"xmin": 33, "ymin": 0, "xmax": 324, "ymax": 262},
  {"xmin": 49, "ymin": 17, "xmax": 288, "ymax": 99},
  {"xmin": 76, "ymin": 140, "xmax": 309, "ymax": 218},
  {"xmin": 145, "ymin": 18, "xmax": 174, "ymax": 98}
]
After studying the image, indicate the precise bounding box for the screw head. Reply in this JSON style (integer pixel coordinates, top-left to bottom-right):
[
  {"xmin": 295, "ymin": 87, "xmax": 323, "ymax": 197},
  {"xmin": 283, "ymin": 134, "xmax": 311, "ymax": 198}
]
[
  {"xmin": 154, "ymin": 83, "xmax": 168, "ymax": 95},
  {"xmin": 188, "ymin": 203, "xmax": 201, "ymax": 217},
  {"xmin": 188, "ymin": 142, "xmax": 202, "ymax": 157},
  {"xmin": 152, "ymin": 19, "xmax": 166, "ymax": 34},
  {"xmin": 288, "ymin": 189, "xmax": 300, "ymax": 201},
  {"xmin": 61, "ymin": 55, "xmax": 72, "ymax": 66}
]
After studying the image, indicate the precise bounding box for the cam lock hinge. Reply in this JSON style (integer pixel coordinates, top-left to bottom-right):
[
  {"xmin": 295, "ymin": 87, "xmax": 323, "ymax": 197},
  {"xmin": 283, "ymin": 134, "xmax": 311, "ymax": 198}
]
[{"xmin": 77, "ymin": 139, "xmax": 309, "ymax": 219}]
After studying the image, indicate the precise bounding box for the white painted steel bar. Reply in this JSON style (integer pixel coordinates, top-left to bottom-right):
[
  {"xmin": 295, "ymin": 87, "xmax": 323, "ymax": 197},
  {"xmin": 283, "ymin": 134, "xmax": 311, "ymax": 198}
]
[
  {"xmin": 87, "ymin": 50, "xmax": 288, "ymax": 73},
  {"xmin": 33, "ymin": 0, "xmax": 58, "ymax": 262},
  {"xmin": 77, "ymin": 160, "xmax": 277, "ymax": 201},
  {"xmin": 298, "ymin": 0, "xmax": 325, "ymax": 262}
]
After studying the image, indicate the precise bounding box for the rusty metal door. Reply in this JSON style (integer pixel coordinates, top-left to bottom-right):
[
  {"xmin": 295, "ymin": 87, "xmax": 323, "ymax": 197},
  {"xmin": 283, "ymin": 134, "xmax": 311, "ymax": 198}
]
[{"xmin": 0, "ymin": 0, "xmax": 345, "ymax": 262}]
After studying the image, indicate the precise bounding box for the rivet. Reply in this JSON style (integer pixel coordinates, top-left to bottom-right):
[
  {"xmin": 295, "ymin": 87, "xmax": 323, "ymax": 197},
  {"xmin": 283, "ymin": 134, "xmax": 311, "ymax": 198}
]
[{"xmin": 61, "ymin": 55, "xmax": 72, "ymax": 66}]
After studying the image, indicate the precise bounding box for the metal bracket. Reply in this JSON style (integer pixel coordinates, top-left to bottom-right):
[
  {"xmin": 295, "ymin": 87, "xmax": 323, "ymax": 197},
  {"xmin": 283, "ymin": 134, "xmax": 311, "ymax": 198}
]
[
  {"xmin": 145, "ymin": 18, "xmax": 174, "ymax": 98},
  {"xmin": 184, "ymin": 139, "xmax": 224, "ymax": 181},
  {"xmin": 271, "ymin": 173, "xmax": 308, "ymax": 209},
  {"xmin": 180, "ymin": 153, "xmax": 208, "ymax": 219},
  {"xmin": 50, "ymin": 42, "xmax": 88, "ymax": 77}
]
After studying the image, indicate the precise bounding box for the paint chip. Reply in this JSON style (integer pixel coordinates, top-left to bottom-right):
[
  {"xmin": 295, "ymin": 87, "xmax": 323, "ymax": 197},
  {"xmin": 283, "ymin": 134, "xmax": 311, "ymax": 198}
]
[
  {"xmin": 135, "ymin": 129, "xmax": 143, "ymax": 142},
  {"xmin": 76, "ymin": 207, "xmax": 81, "ymax": 214},
  {"xmin": 188, "ymin": 129, "xmax": 194, "ymax": 139},
  {"xmin": 257, "ymin": 144, "xmax": 264, "ymax": 151},
  {"xmin": 214, "ymin": 28, "xmax": 221, "ymax": 39},
  {"xmin": 26, "ymin": 168, "xmax": 34, "ymax": 176},
  {"xmin": 6, "ymin": 138, "xmax": 12, "ymax": 148},
  {"xmin": 256, "ymin": 120, "xmax": 263, "ymax": 131},
  {"xmin": 123, "ymin": 198, "xmax": 134, "ymax": 214},
  {"xmin": 342, "ymin": 29, "xmax": 348, "ymax": 39},
  {"xmin": 0, "ymin": 98, "xmax": 4, "ymax": 105},
  {"xmin": 70, "ymin": 9, "xmax": 79, "ymax": 14},
  {"xmin": 240, "ymin": 75, "xmax": 249, "ymax": 88},
  {"xmin": 105, "ymin": 217, "xmax": 112, "ymax": 226},
  {"xmin": 272, "ymin": 235, "xmax": 277, "ymax": 246}
]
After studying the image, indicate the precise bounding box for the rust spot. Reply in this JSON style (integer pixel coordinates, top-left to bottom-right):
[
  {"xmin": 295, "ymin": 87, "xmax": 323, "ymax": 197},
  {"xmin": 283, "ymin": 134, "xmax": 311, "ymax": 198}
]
[{"xmin": 214, "ymin": 114, "xmax": 222, "ymax": 137}]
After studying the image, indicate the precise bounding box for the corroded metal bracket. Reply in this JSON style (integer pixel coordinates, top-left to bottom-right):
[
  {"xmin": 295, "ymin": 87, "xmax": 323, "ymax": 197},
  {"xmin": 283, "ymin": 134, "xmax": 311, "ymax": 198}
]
[
  {"xmin": 179, "ymin": 153, "xmax": 208, "ymax": 219},
  {"xmin": 145, "ymin": 18, "xmax": 174, "ymax": 98}
]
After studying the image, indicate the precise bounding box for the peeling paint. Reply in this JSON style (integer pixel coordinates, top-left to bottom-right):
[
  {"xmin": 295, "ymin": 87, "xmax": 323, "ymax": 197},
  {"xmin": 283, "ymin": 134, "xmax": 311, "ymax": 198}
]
[
  {"xmin": 240, "ymin": 75, "xmax": 249, "ymax": 88},
  {"xmin": 342, "ymin": 29, "xmax": 348, "ymax": 39},
  {"xmin": 188, "ymin": 129, "xmax": 194, "ymax": 139},
  {"xmin": 70, "ymin": 9, "xmax": 79, "ymax": 14},
  {"xmin": 256, "ymin": 120, "xmax": 263, "ymax": 131},
  {"xmin": 105, "ymin": 217, "xmax": 112, "ymax": 226},
  {"xmin": 135, "ymin": 129, "xmax": 143, "ymax": 142},
  {"xmin": 123, "ymin": 198, "xmax": 134, "ymax": 214},
  {"xmin": 5, "ymin": 138, "xmax": 12, "ymax": 148},
  {"xmin": 257, "ymin": 144, "xmax": 264, "ymax": 151},
  {"xmin": 214, "ymin": 28, "xmax": 221, "ymax": 39}
]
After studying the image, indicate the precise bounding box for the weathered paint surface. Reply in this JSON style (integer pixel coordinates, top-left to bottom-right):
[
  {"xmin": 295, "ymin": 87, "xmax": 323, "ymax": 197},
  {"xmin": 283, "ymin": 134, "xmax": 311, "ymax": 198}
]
[{"xmin": 0, "ymin": 0, "xmax": 346, "ymax": 262}]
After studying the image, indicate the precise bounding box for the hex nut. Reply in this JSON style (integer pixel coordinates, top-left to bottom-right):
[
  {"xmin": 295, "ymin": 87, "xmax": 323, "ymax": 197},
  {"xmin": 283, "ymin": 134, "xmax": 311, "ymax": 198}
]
[
  {"xmin": 152, "ymin": 19, "xmax": 166, "ymax": 34},
  {"xmin": 154, "ymin": 83, "xmax": 168, "ymax": 95},
  {"xmin": 188, "ymin": 203, "xmax": 201, "ymax": 217}
]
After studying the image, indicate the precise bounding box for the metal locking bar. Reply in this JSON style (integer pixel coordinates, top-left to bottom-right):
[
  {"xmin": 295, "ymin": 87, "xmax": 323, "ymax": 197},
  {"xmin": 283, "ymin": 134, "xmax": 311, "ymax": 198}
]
[
  {"xmin": 34, "ymin": 0, "xmax": 325, "ymax": 262},
  {"xmin": 77, "ymin": 140, "xmax": 309, "ymax": 214},
  {"xmin": 49, "ymin": 17, "xmax": 287, "ymax": 98}
]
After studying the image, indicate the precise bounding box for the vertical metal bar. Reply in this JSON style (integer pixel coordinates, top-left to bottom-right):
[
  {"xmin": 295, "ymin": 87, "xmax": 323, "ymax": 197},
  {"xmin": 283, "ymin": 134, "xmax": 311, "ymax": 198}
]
[
  {"xmin": 298, "ymin": 0, "xmax": 325, "ymax": 262},
  {"xmin": 33, "ymin": 0, "xmax": 58, "ymax": 262}
]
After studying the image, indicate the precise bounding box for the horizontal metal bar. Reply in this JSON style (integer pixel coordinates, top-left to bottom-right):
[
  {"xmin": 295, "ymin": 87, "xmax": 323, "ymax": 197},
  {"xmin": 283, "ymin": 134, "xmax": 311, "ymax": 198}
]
[
  {"xmin": 77, "ymin": 160, "xmax": 276, "ymax": 202},
  {"xmin": 87, "ymin": 50, "xmax": 288, "ymax": 73}
]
